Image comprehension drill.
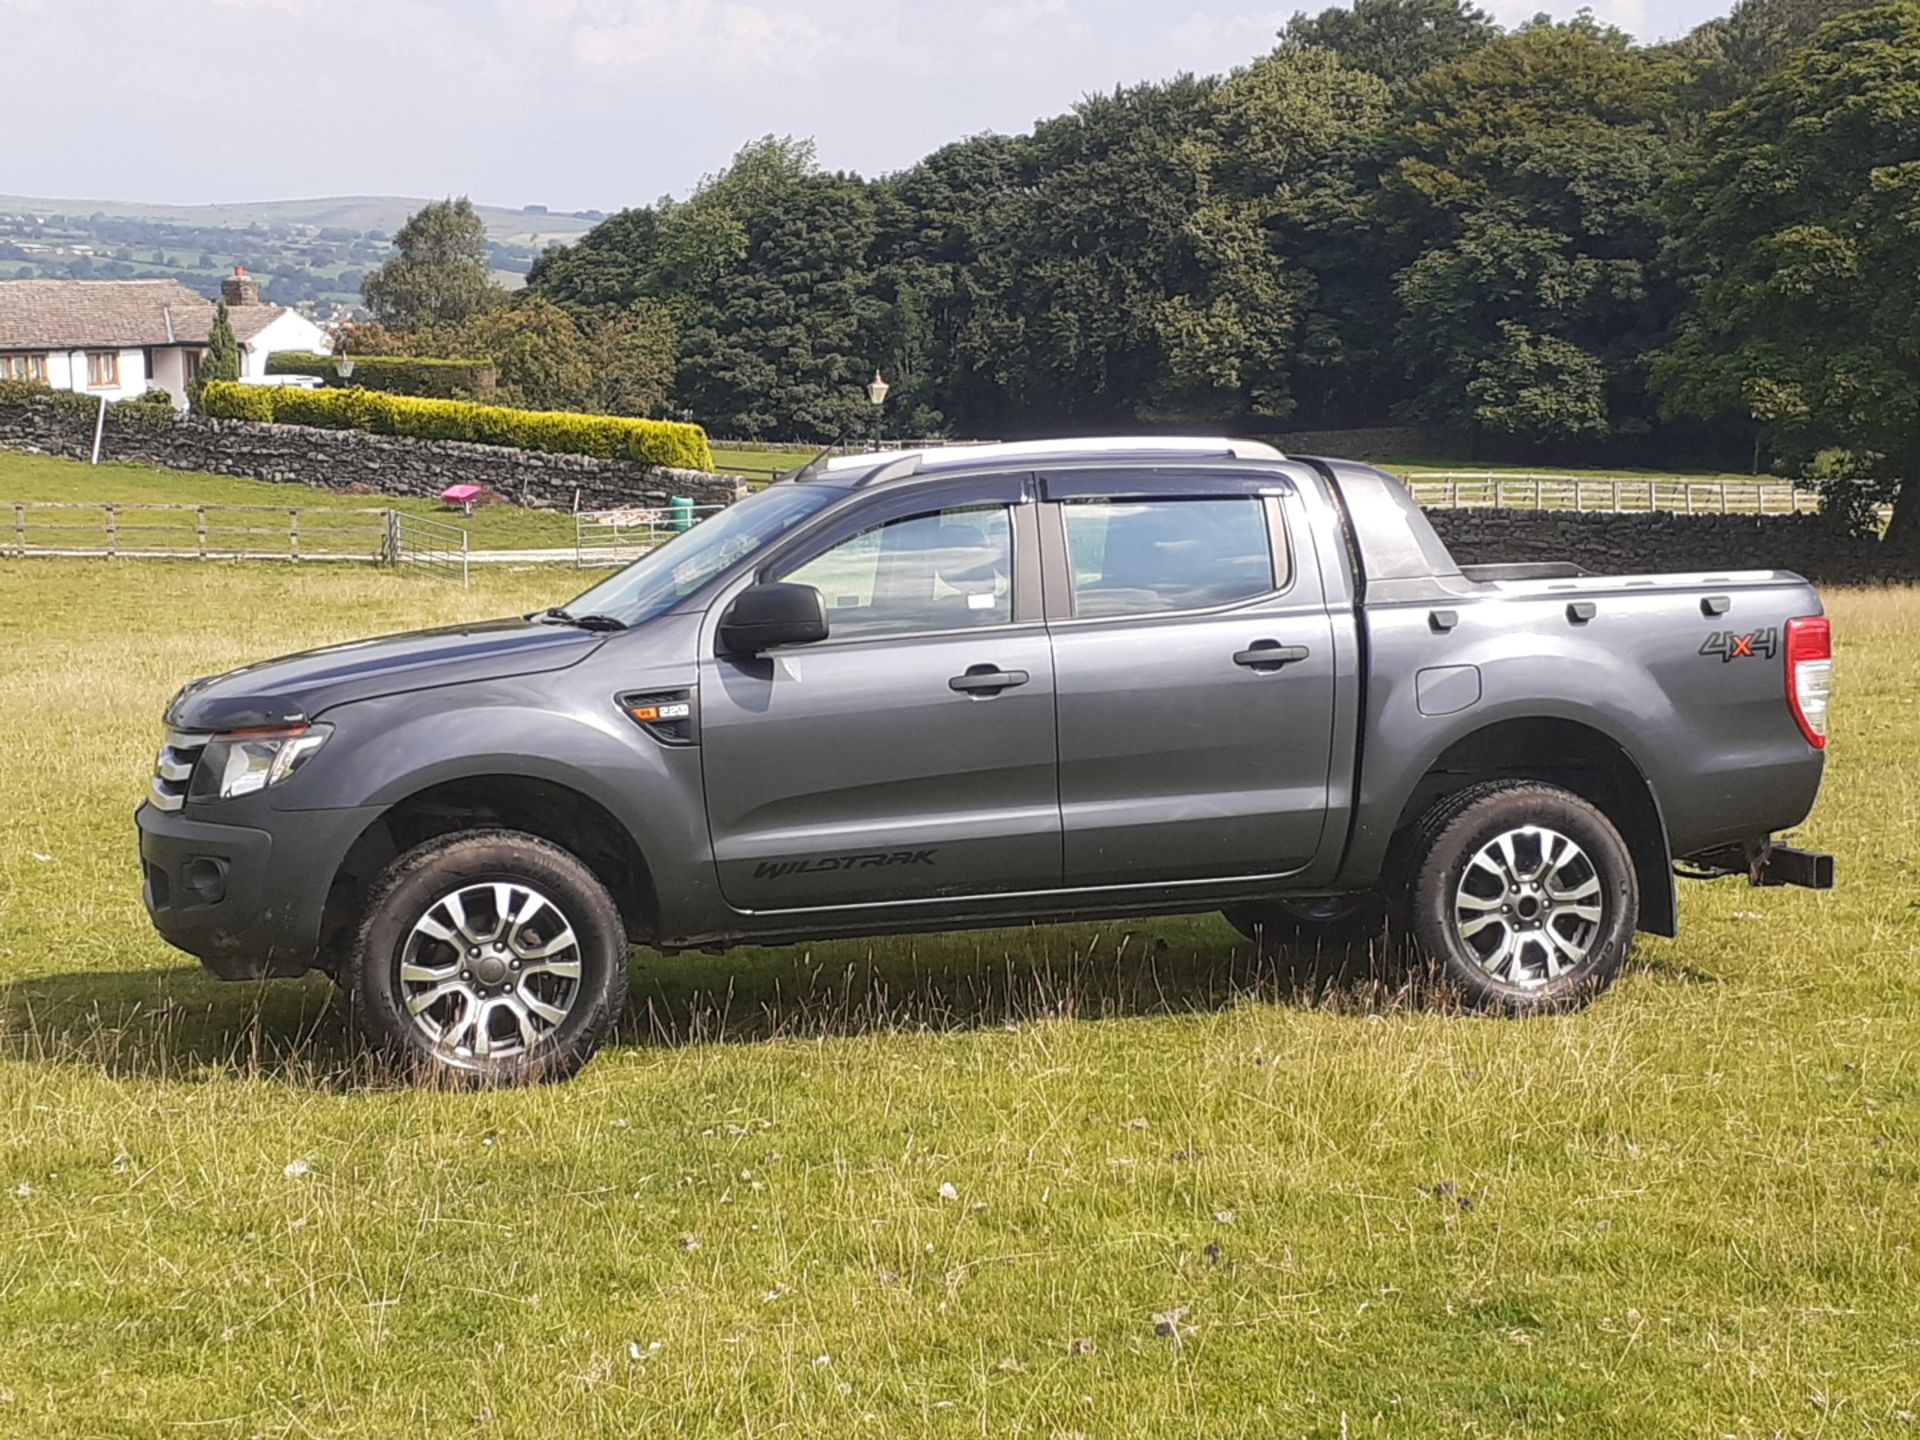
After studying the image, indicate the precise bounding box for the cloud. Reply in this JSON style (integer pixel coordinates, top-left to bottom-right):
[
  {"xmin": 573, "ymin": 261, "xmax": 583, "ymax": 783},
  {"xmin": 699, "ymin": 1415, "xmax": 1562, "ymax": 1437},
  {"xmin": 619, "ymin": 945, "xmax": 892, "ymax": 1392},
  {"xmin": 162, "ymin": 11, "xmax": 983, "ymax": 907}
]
[
  {"xmin": 569, "ymin": 0, "xmax": 830, "ymax": 73},
  {"xmin": 980, "ymin": 0, "xmax": 1076, "ymax": 39},
  {"xmin": 1161, "ymin": 7, "xmax": 1289, "ymax": 69}
]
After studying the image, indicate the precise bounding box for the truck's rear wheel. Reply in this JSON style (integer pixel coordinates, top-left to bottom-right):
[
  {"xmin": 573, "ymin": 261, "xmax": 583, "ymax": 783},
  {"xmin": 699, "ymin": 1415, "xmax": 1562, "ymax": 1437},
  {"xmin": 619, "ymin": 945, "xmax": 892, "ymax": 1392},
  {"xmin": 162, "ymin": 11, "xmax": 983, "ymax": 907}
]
[
  {"xmin": 1222, "ymin": 895, "xmax": 1387, "ymax": 949},
  {"xmin": 348, "ymin": 829, "xmax": 627, "ymax": 1085},
  {"xmin": 1399, "ymin": 781, "xmax": 1637, "ymax": 1014}
]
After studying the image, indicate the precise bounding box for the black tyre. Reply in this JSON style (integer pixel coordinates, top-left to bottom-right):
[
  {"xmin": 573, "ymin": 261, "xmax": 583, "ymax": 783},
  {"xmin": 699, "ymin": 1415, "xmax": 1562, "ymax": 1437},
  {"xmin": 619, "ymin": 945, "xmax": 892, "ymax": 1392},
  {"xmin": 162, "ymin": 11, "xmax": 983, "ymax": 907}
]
[
  {"xmin": 347, "ymin": 828, "xmax": 628, "ymax": 1086},
  {"xmin": 1222, "ymin": 895, "xmax": 1388, "ymax": 949},
  {"xmin": 1397, "ymin": 781, "xmax": 1637, "ymax": 1014}
]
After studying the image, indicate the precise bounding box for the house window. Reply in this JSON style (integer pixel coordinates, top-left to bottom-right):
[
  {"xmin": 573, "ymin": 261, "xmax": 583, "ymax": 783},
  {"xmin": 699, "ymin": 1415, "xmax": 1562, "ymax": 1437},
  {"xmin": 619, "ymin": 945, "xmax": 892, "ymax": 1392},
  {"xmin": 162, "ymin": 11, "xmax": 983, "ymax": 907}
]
[
  {"xmin": 183, "ymin": 350, "xmax": 202, "ymax": 382},
  {"xmin": 86, "ymin": 351, "xmax": 120, "ymax": 388},
  {"xmin": 0, "ymin": 354, "xmax": 48, "ymax": 382}
]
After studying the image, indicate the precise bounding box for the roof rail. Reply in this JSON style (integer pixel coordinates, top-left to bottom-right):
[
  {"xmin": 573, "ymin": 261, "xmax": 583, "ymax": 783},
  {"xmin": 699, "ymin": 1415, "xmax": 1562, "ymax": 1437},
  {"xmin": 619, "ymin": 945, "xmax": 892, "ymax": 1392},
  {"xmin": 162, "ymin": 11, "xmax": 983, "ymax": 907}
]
[
  {"xmin": 850, "ymin": 454, "xmax": 925, "ymax": 487},
  {"xmin": 824, "ymin": 436, "xmax": 1287, "ymax": 475}
]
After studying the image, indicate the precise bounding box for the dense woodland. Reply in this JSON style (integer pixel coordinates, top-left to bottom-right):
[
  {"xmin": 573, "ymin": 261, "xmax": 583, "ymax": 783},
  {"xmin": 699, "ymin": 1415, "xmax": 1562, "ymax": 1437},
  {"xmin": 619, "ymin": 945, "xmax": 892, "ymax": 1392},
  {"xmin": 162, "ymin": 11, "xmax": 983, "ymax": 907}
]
[{"xmin": 351, "ymin": 0, "xmax": 1920, "ymax": 540}]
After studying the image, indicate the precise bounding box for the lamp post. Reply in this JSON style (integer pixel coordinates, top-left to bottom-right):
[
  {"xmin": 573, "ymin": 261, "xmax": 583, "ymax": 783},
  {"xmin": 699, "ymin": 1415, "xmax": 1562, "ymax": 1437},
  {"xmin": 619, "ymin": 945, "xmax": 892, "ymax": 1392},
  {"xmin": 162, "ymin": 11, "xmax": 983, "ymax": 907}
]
[
  {"xmin": 866, "ymin": 369, "xmax": 889, "ymax": 449},
  {"xmin": 336, "ymin": 355, "xmax": 355, "ymax": 387}
]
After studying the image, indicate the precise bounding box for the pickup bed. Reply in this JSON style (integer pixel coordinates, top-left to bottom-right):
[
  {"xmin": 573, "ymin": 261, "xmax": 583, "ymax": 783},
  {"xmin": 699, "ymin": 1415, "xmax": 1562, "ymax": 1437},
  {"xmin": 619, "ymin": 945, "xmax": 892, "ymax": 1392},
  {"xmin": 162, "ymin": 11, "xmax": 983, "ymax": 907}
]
[{"xmin": 137, "ymin": 438, "xmax": 1835, "ymax": 1084}]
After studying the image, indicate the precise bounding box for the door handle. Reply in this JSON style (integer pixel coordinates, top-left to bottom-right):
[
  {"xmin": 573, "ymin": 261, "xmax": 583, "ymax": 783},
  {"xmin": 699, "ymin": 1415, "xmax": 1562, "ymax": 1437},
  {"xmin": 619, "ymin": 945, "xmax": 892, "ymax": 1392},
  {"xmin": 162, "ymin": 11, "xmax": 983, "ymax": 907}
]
[
  {"xmin": 949, "ymin": 665, "xmax": 1030, "ymax": 695},
  {"xmin": 1233, "ymin": 641, "xmax": 1310, "ymax": 671}
]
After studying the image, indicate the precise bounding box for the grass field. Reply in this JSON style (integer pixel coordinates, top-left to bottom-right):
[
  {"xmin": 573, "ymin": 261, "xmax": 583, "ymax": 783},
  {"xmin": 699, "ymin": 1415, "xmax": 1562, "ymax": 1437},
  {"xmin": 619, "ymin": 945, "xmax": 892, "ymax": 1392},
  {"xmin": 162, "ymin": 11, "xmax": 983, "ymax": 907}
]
[
  {"xmin": 0, "ymin": 561, "xmax": 1916, "ymax": 1437},
  {"xmin": 0, "ymin": 448, "xmax": 804, "ymax": 557}
]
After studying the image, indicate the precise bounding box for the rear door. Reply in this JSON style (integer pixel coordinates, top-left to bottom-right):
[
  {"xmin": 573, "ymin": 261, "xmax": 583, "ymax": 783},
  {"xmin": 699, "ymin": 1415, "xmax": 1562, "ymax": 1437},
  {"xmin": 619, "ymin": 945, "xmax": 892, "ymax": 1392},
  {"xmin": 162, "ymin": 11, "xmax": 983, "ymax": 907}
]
[
  {"xmin": 1040, "ymin": 467, "xmax": 1338, "ymax": 886},
  {"xmin": 699, "ymin": 475, "xmax": 1062, "ymax": 911}
]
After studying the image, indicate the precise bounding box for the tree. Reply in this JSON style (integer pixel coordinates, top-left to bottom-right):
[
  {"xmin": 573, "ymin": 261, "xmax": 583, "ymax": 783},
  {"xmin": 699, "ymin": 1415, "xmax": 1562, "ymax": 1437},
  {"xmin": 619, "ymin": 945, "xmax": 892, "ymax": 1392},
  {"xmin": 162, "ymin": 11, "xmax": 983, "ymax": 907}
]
[
  {"xmin": 1658, "ymin": 3, "xmax": 1920, "ymax": 546},
  {"xmin": 532, "ymin": 138, "xmax": 882, "ymax": 440},
  {"xmin": 1380, "ymin": 16, "xmax": 1686, "ymax": 446},
  {"xmin": 191, "ymin": 300, "xmax": 240, "ymax": 409},
  {"xmin": 454, "ymin": 297, "xmax": 594, "ymax": 412},
  {"xmin": 1282, "ymin": 0, "xmax": 1498, "ymax": 86},
  {"xmin": 1665, "ymin": 0, "xmax": 1884, "ymax": 112},
  {"xmin": 586, "ymin": 301, "xmax": 677, "ymax": 417},
  {"xmin": 674, "ymin": 167, "xmax": 885, "ymax": 439},
  {"xmin": 362, "ymin": 198, "xmax": 502, "ymax": 330}
]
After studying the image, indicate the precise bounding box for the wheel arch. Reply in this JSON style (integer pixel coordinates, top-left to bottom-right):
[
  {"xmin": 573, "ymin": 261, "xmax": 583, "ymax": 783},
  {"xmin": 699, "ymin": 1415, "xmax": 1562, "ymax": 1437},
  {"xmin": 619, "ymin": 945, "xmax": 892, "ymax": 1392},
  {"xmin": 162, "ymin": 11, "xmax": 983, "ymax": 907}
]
[
  {"xmin": 316, "ymin": 773, "xmax": 659, "ymax": 969},
  {"xmin": 1380, "ymin": 716, "xmax": 1676, "ymax": 937}
]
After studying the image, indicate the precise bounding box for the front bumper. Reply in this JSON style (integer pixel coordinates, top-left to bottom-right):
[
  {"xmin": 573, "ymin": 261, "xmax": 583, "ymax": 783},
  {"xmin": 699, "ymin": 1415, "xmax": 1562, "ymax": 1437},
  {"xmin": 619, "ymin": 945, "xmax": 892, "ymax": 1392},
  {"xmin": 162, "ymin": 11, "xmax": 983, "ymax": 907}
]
[{"xmin": 136, "ymin": 800, "xmax": 383, "ymax": 980}]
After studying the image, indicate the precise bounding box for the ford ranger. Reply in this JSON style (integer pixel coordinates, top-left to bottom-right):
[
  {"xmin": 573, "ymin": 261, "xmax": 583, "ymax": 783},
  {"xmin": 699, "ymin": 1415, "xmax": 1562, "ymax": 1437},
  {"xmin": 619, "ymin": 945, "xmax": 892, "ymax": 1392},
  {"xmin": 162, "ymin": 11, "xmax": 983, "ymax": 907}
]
[{"xmin": 137, "ymin": 438, "xmax": 1836, "ymax": 1084}]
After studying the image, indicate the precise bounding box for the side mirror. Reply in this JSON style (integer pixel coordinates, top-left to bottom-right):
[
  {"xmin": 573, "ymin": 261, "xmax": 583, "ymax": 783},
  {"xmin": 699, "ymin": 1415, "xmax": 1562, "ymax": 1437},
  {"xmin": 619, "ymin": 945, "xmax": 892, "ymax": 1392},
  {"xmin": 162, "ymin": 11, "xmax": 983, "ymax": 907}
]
[{"xmin": 721, "ymin": 581, "xmax": 829, "ymax": 656}]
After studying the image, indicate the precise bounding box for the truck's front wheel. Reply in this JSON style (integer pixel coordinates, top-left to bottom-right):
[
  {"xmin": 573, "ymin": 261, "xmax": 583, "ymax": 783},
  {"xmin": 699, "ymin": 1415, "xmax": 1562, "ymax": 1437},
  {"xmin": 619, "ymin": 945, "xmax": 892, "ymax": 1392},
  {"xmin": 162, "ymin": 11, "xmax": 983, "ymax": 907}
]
[
  {"xmin": 347, "ymin": 829, "xmax": 628, "ymax": 1086},
  {"xmin": 1399, "ymin": 782, "xmax": 1637, "ymax": 1014}
]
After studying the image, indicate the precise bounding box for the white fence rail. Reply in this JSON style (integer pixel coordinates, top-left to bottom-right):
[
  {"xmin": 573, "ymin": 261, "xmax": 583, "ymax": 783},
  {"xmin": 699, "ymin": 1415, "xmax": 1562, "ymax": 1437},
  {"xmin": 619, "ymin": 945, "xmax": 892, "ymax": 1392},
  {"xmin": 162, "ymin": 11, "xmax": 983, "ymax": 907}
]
[
  {"xmin": 1402, "ymin": 472, "xmax": 1822, "ymax": 515},
  {"xmin": 574, "ymin": 500, "xmax": 728, "ymax": 569},
  {"xmin": 386, "ymin": 510, "xmax": 470, "ymax": 584}
]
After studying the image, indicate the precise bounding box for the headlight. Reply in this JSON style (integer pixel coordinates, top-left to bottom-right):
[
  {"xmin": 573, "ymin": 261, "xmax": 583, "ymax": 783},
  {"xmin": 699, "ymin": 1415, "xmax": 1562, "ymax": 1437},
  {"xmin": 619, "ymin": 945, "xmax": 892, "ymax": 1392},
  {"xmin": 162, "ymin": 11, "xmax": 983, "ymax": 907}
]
[{"xmin": 187, "ymin": 724, "xmax": 332, "ymax": 802}]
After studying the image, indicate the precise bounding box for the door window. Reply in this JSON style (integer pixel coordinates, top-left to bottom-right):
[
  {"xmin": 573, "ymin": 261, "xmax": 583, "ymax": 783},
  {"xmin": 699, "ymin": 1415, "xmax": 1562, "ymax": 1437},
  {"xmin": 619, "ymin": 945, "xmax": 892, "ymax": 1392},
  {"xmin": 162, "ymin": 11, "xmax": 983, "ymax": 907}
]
[
  {"xmin": 1062, "ymin": 497, "xmax": 1279, "ymax": 618},
  {"xmin": 780, "ymin": 505, "xmax": 1014, "ymax": 640}
]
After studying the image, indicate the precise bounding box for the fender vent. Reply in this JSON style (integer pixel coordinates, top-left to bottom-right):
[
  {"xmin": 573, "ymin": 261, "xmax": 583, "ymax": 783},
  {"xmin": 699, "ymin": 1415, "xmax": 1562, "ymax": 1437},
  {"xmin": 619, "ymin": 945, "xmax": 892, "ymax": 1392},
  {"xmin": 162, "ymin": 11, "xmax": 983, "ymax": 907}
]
[{"xmin": 619, "ymin": 690, "xmax": 696, "ymax": 746}]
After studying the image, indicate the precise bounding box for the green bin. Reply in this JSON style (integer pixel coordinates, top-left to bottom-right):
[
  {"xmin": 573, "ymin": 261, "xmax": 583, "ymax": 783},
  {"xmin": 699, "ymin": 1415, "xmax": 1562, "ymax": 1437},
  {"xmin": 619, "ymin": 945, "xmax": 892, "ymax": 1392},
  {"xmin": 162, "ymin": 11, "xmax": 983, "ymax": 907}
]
[{"xmin": 669, "ymin": 496, "xmax": 696, "ymax": 533}]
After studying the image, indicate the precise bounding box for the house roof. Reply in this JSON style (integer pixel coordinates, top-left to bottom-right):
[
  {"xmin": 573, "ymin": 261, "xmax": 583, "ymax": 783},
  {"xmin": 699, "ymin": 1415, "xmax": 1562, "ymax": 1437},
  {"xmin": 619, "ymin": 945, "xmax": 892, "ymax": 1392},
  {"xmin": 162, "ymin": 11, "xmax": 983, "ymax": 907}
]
[{"xmin": 0, "ymin": 279, "xmax": 303, "ymax": 350}]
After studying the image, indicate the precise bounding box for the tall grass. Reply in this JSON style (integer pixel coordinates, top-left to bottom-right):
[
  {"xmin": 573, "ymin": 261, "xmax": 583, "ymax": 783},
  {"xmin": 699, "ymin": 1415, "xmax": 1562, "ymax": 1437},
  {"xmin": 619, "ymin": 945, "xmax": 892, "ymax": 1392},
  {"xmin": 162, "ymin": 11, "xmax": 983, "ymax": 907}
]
[{"xmin": 0, "ymin": 564, "xmax": 1915, "ymax": 1437}]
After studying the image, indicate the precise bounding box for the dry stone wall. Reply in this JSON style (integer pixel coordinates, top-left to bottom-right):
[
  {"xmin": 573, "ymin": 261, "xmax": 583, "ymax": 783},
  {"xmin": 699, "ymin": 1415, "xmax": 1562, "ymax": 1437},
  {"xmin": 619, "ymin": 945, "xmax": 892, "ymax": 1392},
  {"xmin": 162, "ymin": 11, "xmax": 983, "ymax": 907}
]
[
  {"xmin": 0, "ymin": 395, "xmax": 746, "ymax": 512},
  {"xmin": 1428, "ymin": 508, "xmax": 1914, "ymax": 587}
]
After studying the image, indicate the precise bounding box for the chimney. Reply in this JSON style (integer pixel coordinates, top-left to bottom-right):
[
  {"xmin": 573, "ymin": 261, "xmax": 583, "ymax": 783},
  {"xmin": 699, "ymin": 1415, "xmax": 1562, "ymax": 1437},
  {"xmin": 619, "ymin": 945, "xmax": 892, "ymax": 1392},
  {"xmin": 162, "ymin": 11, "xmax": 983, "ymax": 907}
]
[{"xmin": 221, "ymin": 265, "xmax": 261, "ymax": 307}]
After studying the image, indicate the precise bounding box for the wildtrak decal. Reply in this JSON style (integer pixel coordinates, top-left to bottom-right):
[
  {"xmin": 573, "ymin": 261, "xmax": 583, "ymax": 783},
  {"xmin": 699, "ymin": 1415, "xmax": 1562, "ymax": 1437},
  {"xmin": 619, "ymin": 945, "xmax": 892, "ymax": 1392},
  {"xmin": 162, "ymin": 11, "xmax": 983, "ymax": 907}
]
[{"xmin": 753, "ymin": 849, "xmax": 937, "ymax": 880}]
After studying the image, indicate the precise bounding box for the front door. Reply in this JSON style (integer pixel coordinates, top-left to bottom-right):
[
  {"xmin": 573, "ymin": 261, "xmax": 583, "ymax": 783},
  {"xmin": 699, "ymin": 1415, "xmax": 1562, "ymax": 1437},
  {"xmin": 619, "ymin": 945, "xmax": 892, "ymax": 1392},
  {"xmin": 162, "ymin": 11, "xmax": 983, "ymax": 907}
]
[
  {"xmin": 700, "ymin": 485, "xmax": 1061, "ymax": 911},
  {"xmin": 1041, "ymin": 472, "xmax": 1338, "ymax": 886}
]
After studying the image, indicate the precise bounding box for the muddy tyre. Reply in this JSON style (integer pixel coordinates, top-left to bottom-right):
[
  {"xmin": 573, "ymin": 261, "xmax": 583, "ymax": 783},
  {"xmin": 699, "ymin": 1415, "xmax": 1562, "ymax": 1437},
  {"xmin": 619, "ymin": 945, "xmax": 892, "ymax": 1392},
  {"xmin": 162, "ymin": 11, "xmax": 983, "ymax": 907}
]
[
  {"xmin": 347, "ymin": 829, "xmax": 627, "ymax": 1086},
  {"xmin": 1397, "ymin": 781, "xmax": 1637, "ymax": 1014}
]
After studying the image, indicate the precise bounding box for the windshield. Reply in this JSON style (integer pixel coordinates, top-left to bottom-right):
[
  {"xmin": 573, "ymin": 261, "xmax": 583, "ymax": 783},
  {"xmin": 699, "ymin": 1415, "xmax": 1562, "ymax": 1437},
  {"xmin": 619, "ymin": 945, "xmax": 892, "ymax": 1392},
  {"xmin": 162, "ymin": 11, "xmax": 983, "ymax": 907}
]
[{"xmin": 564, "ymin": 484, "xmax": 841, "ymax": 626}]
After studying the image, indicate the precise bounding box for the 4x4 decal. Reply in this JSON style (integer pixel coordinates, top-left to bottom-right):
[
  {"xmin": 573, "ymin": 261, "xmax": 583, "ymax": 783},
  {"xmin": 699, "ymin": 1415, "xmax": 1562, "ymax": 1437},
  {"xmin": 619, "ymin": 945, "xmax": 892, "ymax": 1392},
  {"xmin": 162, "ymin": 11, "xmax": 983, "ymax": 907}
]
[{"xmin": 1700, "ymin": 627, "xmax": 1780, "ymax": 662}]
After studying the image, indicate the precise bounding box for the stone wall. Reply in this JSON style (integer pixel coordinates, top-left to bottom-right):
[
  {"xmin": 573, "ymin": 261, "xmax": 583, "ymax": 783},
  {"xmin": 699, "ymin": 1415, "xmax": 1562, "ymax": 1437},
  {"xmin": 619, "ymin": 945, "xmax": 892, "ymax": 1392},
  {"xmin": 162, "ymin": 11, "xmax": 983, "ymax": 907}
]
[
  {"xmin": 1428, "ymin": 508, "xmax": 1916, "ymax": 586},
  {"xmin": 0, "ymin": 394, "xmax": 747, "ymax": 512}
]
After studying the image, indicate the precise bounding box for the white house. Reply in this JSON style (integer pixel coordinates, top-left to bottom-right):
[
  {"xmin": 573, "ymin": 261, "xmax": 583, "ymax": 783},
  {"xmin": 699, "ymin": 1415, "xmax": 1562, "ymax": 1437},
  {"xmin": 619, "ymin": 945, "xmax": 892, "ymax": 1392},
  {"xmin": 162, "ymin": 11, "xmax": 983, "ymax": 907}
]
[{"xmin": 0, "ymin": 269, "xmax": 331, "ymax": 410}]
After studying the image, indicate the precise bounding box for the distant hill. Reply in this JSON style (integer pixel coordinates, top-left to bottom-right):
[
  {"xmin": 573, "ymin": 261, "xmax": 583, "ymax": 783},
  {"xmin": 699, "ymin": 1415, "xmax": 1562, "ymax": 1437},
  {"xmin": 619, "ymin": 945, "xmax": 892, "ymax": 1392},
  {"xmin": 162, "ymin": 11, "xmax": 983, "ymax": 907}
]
[
  {"xmin": 0, "ymin": 195, "xmax": 601, "ymax": 248},
  {"xmin": 0, "ymin": 195, "xmax": 609, "ymax": 311}
]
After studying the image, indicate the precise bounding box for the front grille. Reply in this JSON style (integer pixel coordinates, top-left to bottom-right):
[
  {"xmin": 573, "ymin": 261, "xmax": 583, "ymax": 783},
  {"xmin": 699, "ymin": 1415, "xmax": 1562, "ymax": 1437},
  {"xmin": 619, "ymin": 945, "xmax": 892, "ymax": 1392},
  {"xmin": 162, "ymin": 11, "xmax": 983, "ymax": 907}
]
[{"xmin": 150, "ymin": 729, "xmax": 209, "ymax": 812}]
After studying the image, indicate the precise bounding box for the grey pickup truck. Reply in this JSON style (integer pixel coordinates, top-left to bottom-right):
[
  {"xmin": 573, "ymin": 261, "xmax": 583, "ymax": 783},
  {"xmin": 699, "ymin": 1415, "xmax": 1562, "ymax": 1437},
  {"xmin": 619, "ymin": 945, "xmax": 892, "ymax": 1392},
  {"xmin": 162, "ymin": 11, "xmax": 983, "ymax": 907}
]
[{"xmin": 138, "ymin": 438, "xmax": 1836, "ymax": 1084}]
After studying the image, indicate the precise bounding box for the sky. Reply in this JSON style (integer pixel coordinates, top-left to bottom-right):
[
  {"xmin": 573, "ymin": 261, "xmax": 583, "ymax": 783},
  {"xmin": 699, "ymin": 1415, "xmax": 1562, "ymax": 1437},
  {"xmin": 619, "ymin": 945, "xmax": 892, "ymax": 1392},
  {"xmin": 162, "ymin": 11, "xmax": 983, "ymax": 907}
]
[{"xmin": 0, "ymin": 0, "xmax": 1737, "ymax": 212}]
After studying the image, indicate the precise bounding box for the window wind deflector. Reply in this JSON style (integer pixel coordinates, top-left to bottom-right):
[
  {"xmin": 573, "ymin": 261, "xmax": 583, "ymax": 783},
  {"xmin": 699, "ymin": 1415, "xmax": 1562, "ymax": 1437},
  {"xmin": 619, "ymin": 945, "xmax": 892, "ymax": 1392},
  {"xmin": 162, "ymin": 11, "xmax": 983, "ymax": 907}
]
[{"xmin": 1037, "ymin": 465, "xmax": 1294, "ymax": 502}]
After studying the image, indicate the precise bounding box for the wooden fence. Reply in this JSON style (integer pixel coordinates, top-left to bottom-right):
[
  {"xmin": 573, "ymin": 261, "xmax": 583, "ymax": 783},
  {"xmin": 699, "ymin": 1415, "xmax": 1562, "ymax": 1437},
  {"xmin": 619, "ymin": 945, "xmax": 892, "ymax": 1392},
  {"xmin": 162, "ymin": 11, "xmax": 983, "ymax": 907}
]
[
  {"xmin": 4, "ymin": 502, "xmax": 468, "ymax": 581},
  {"xmin": 1401, "ymin": 473, "xmax": 1823, "ymax": 515}
]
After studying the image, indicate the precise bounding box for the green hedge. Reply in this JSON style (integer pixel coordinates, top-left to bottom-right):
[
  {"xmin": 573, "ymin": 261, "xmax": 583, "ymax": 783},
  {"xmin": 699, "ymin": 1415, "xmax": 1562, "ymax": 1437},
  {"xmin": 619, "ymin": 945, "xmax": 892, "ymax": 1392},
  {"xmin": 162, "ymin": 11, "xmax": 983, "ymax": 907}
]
[
  {"xmin": 266, "ymin": 352, "xmax": 498, "ymax": 400},
  {"xmin": 0, "ymin": 379, "xmax": 173, "ymax": 424},
  {"xmin": 199, "ymin": 382, "xmax": 715, "ymax": 471}
]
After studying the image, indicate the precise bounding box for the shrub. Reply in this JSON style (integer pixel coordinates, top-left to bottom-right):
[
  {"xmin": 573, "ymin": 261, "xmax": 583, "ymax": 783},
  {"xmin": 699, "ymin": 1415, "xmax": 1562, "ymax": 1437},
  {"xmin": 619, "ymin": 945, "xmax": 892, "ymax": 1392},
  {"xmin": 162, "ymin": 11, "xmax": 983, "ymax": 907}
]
[
  {"xmin": 198, "ymin": 382, "xmax": 715, "ymax": 471},
  {"xmin": 0, "ymin": 379, "xmax": 52, "ymax": 407},
  {"xmin": 112, "ymin": 391, "xmax": 180, "ymax": 433},
  {"xmin": 266, "ymin": 352, "xmax": 499, "ymax": 401},
  {"xmin": 199, "ymin": 384, "xmax": 275, "ymax": 423},
  {"xmin": 0, "ymin": 380, "xmax": 105, "ymax": 422}
]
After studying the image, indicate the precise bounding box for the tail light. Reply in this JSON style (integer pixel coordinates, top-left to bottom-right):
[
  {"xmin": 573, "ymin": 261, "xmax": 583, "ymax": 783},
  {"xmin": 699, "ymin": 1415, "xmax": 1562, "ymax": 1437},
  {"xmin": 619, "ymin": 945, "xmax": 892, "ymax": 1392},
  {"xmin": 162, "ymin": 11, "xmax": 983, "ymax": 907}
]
[{"xmin": 1786, "ymin": 616, "xmax": 1832, "ymax": 749}]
